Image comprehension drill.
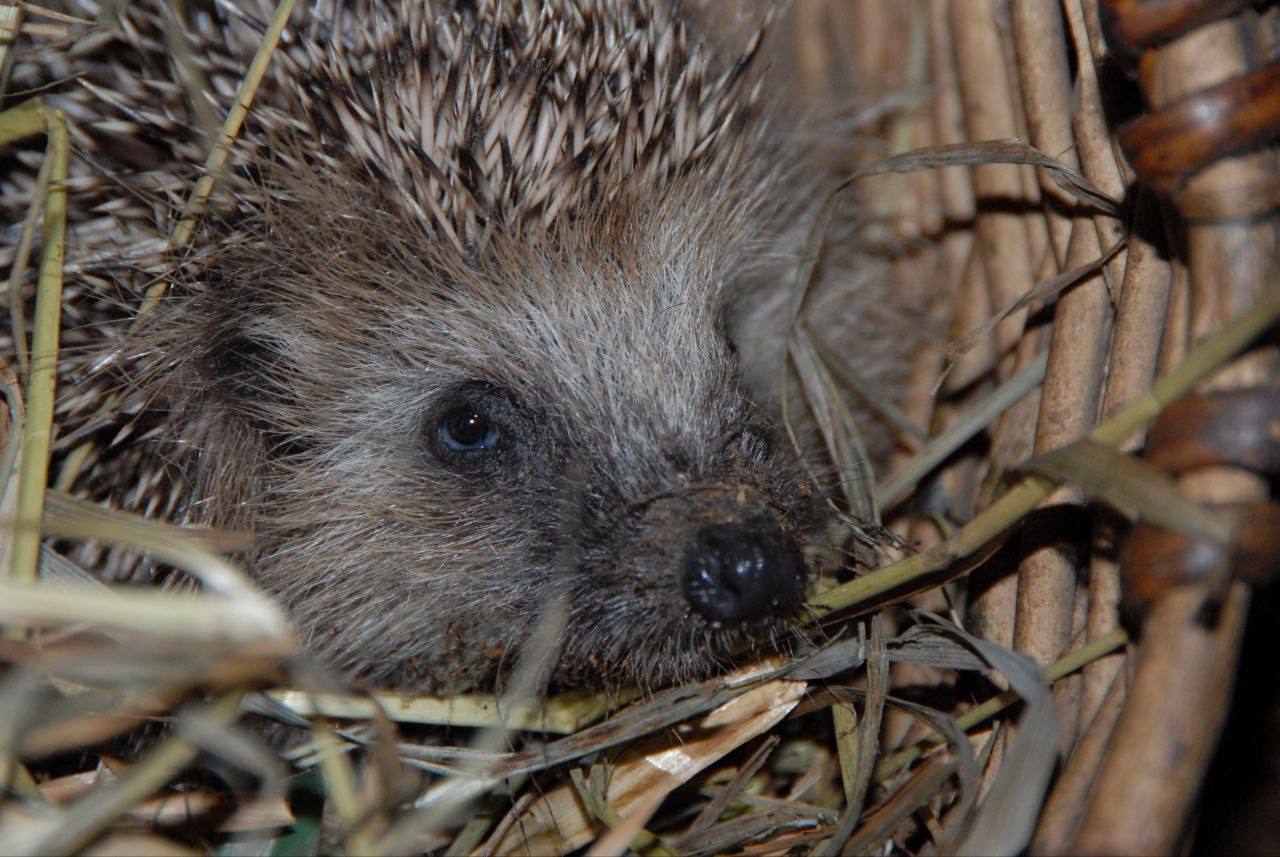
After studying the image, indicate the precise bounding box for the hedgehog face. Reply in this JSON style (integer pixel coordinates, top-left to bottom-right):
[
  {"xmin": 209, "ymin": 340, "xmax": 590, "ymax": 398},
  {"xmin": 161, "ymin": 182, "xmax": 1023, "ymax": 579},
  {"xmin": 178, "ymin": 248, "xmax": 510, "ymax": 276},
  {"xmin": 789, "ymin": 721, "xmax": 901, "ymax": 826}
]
[
  {"xmin": 165, "ymin": 160, "xmax": 820, "ymax": 692},
  {"xmin": 390, "ymin": 268, "xmax": 816, "ymax": 689},
  {"xmin": 389, "ymin": 363, "xmax": 815, "ymax": 689}
]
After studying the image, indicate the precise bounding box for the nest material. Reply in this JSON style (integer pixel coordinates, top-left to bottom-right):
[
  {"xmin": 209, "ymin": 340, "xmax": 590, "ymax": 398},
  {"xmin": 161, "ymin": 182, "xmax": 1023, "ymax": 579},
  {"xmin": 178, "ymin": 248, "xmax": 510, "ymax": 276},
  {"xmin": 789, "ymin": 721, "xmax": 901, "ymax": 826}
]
[{"xmin": 2, "ymin": 1, "xmax": 1280, "ymax": 855}]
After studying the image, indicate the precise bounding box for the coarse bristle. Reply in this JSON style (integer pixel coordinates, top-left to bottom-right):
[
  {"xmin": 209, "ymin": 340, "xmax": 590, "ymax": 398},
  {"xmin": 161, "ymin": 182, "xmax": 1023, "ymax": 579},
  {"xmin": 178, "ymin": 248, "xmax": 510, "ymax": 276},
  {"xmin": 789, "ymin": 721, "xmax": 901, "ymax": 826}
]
[
  {"xmin": 3, "ymin": 1, "xmax": 770, "ymax": 267},
  {"xmin": 261, "ymin": 0, "xmax": 770, "ymax": 251}
]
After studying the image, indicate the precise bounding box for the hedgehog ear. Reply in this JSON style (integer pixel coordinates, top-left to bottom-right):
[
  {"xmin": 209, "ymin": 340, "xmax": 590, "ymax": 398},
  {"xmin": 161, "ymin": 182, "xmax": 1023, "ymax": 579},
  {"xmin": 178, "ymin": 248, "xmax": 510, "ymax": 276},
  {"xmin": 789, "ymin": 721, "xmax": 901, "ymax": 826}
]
[
  {"xmin": 714, "ymin": 304, "xmax": 739, "ymax": 356},
  {"xmin": 200, "ymin": 320, "xmax": 273, "ymax": 409},
  {"xmin": 195, "ymin": 318, "xmax": 315, "ymax": 458}
]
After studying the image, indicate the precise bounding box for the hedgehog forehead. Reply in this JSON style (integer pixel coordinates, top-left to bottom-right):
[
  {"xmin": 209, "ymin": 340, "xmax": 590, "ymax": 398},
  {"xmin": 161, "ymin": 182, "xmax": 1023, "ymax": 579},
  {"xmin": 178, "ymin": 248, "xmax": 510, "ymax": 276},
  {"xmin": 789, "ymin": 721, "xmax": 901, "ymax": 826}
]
[{"xmin": 421, "ymin": 258, "xmax": 742, "ymax": 449}]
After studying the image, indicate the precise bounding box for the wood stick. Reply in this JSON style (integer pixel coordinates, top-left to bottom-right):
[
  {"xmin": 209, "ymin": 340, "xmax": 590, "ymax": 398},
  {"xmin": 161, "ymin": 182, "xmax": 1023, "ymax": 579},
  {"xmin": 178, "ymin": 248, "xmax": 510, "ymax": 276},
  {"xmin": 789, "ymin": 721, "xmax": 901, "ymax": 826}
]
[
  {"xmin": 949, "ymin": 0, "xmax": 1038, "ymax": 359},
  {"xmin": 1010, "ymin": 0, "xmax": 1077, "ymax": 268},
  {"xmin": 1082, "ymin": 192, "xmax": 1172, "ymax": 726},
  {"xmin": 1032, "ymin": 666, "xmax": 1128, "ymax": 854}
]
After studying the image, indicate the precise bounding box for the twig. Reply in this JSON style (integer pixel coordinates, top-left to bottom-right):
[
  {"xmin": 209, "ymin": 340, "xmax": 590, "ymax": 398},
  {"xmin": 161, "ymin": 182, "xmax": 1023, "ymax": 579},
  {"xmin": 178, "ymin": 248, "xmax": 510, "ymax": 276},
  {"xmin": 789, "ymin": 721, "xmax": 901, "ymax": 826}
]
[{"xmin": 4, "ymin": 100, "xmax": 66, "ymax": 590}]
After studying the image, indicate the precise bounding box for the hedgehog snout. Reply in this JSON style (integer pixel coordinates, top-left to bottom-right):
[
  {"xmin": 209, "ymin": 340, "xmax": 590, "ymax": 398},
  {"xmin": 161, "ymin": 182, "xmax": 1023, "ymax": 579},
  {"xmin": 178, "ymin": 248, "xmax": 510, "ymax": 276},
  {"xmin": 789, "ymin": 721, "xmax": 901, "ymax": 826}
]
[{"xmin": 682, "ymin": 520, "xmax": 805, "ymax": 625}]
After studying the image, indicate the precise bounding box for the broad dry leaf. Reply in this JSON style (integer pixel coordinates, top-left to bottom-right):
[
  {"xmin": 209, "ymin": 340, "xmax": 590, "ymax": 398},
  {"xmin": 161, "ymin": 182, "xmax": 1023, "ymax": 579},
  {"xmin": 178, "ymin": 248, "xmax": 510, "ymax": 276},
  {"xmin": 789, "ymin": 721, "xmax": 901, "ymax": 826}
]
[
  {"xmin": 947, "ymin": 627, "xmax": 1060, "ymax": 855},
  {"xmin": 491, "ymin": 670, "xmax": 807, "ymax": 855}
]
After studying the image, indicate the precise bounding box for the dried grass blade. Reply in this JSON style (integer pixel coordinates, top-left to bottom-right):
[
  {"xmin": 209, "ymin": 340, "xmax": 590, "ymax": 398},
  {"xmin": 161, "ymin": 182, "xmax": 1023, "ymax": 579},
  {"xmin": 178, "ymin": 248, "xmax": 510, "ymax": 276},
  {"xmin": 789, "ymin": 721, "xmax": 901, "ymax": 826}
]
[
  {"xmin": 8, "ymin": 102, "xmax": 65, "ymax": 588},
  {"xmin": 679, "ymin": 808, "xmax": 817, "ymax": 856},
  {"xmin": 487, "ymin": 673, "xmax": 806, "ymax": 855},
  {"xmin": 845, "ymin": 139, "xmax": 1122, "ymax": 214},
  {"xmin": 0, "ymin": 582, "xmax": 281, "ymax": 642},
  {"xmin": 373, "ymin": 590, "xmax": 576, "ymax": 854},
  {"xmin": 874, "ymin": 628, "xmax": 1126, "ymax": 783},
  {"xmin": 44, "ymin": 489, "xmax": 252, "ymax": 553},
  {"xmin": 268, "ymin": 687, "xmax": 620, "ymax": 733},
  {"xmin": 888, "ymin": 624, "xmax": 989, "ymax": 671},
  {"xmin": 7, "ymin": 691, "xmax": 165, "ymax": 762},
  {"xmin": 786, "ymin": 180, "xmax": 851, "ymax": 326},
  {"xmin": 36, "ymin": 545, "xmax": 109, "ymax": 591},
  {"xmin": 571, "ymin": 762, "xmax": 674, "ymax": 857},
  {"xmin": 4, "ymin": 149, "xmax": 53, "ymax": 379},
  {"xmin": 1023, "ymin": 439, "xmax": 1233, "ymax": 543},
  {"xmin": 379, "ymin": 589, "xmax": 573, "ymax": 849},
  {"xmin": 952, "ymin": 630, "xmax": 1060, "ymax": 855},
  {"xmin": 177, "ymin": 711, "xmax": 285, "ymax": 802},
  {"xmin": 806, "ymin": 325, "xmax": 929, "ymax": 450},
  {"xmin": 0, "ymin": 6, "xmax": 22, "ymax": 96},
  {"xmin": 944, "ymin": 240, "xmax": 1124, "ymax": 363},
  {"xmin": 846, "ymin": 756, "xmax": 958, "ymax": 855},
  {"xmin": 142, "ymin": 0, "xmax": 296, "ymax": 310},
  {"xmin": 684, "ymin": 735, "xmax": 779, "ymax": 837},
  {"xmin": 85, "ymin": 792, "xmax": 294, "ymax": 834},
  {"xmin": 821, "ymin": 616, "xmax": 888, "ymax": 854},
  {"xmin": 814, "ymin": 683, "xmax": 979, "ymax": 839},
  {"xmin": 0, "ymin": 97, "xmax": 46, "ymax": 146},
  {"xmin": 10, "ymin": 5, "xmax": 92, "ymax": 26},
  {"xmin": 0, "ymin": 366, "xmax": 25, "ymax": 581},
  {"xmin": 56, "ymin": 833, "xmax": 196, "ymax": 856},
  {"xmin": 790, "ymin": 328, "xmax": 878, "ymax": 523},
  {"xmin": 313, "ymin": 725, "xmax": 372, "ymax": 854},
  {"xmin": 395, "ymin": 676, "xmax": 749, "ymax": 782},
  {"xmin": 0, "ymin": 670, "xmax": 47, "ymax": 796},
  {"xmin": 786, "ymin": 635, "xmax": 868, "ymax": 680},
  {"xmin": 697, "ymin": 787, "xmax": 831, "ymax": 821},
  {"xmin": 40, "ymin": 492, "xmax": 280, "ymax": 632},
  {"xmin": 448, "ymin": 810, "xmax": 498, "ymax": 857},
  {"xmin": 585, "ymin": 785, "xmax": 671, "ymax": 857},
  {"xmin": 832, "ymin": 701, "xmax": 859, "ymax": 810},
  {"xmin": 878, "ymin": 351, "xmax": 1048, "ymax": 509},
  {"xmin": 16, "ymin": 692, "xmax": 242, "ymax": 856},
  {"xmin": 0, "ymin": 3, "xmax": 17, "ymax": 34}
]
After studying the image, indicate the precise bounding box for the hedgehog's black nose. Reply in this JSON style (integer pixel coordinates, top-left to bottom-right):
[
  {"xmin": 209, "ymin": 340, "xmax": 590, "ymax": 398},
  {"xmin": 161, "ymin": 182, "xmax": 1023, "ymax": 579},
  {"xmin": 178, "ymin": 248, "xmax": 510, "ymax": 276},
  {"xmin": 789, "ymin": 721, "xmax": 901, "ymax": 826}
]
[{"xmin": 682, "ymin": 523, "xmax": 805, "ymax": 624}]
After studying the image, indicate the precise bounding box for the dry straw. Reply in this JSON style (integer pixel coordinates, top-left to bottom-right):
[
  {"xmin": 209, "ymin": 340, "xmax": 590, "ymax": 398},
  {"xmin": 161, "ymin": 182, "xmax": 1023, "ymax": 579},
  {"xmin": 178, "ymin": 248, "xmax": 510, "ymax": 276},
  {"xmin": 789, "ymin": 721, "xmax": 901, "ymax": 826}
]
[{"xmin": 1, "ymin": 1, "xmax": 1278, "ymax": 854}]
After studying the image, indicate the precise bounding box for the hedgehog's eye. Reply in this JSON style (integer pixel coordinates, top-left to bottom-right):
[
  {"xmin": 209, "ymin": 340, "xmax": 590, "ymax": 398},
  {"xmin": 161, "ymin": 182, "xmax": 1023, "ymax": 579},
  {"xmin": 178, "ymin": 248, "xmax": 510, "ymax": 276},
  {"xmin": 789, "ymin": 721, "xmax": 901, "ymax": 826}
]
[
  {"xmin": 426, "ymin": 383, "xmax": 521, "ymax": 473},
  {"xmin": 439, "ymin": 407, "xmax": 500, "ymax": 451}
]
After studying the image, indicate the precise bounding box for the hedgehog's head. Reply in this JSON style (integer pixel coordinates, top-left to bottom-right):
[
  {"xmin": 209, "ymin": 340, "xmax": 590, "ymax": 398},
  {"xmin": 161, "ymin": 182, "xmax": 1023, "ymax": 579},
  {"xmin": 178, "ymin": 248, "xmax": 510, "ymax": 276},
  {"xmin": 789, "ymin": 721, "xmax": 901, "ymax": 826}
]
[
  {"xmin": 140, "ymin": 0, "xmax": 835, "ymax": 691},
  {"xmin": 156, "ymin": 145, "xmax": 825, "ymax": 692}
]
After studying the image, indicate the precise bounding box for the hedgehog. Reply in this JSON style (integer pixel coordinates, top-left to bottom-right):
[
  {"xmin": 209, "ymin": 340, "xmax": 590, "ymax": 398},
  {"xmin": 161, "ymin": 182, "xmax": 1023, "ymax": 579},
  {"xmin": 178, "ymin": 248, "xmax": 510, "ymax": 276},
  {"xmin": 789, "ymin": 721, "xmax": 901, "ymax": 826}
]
[{"xmin": 1, "ymin": 1, "xmax": 917, "ymax": 692}]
